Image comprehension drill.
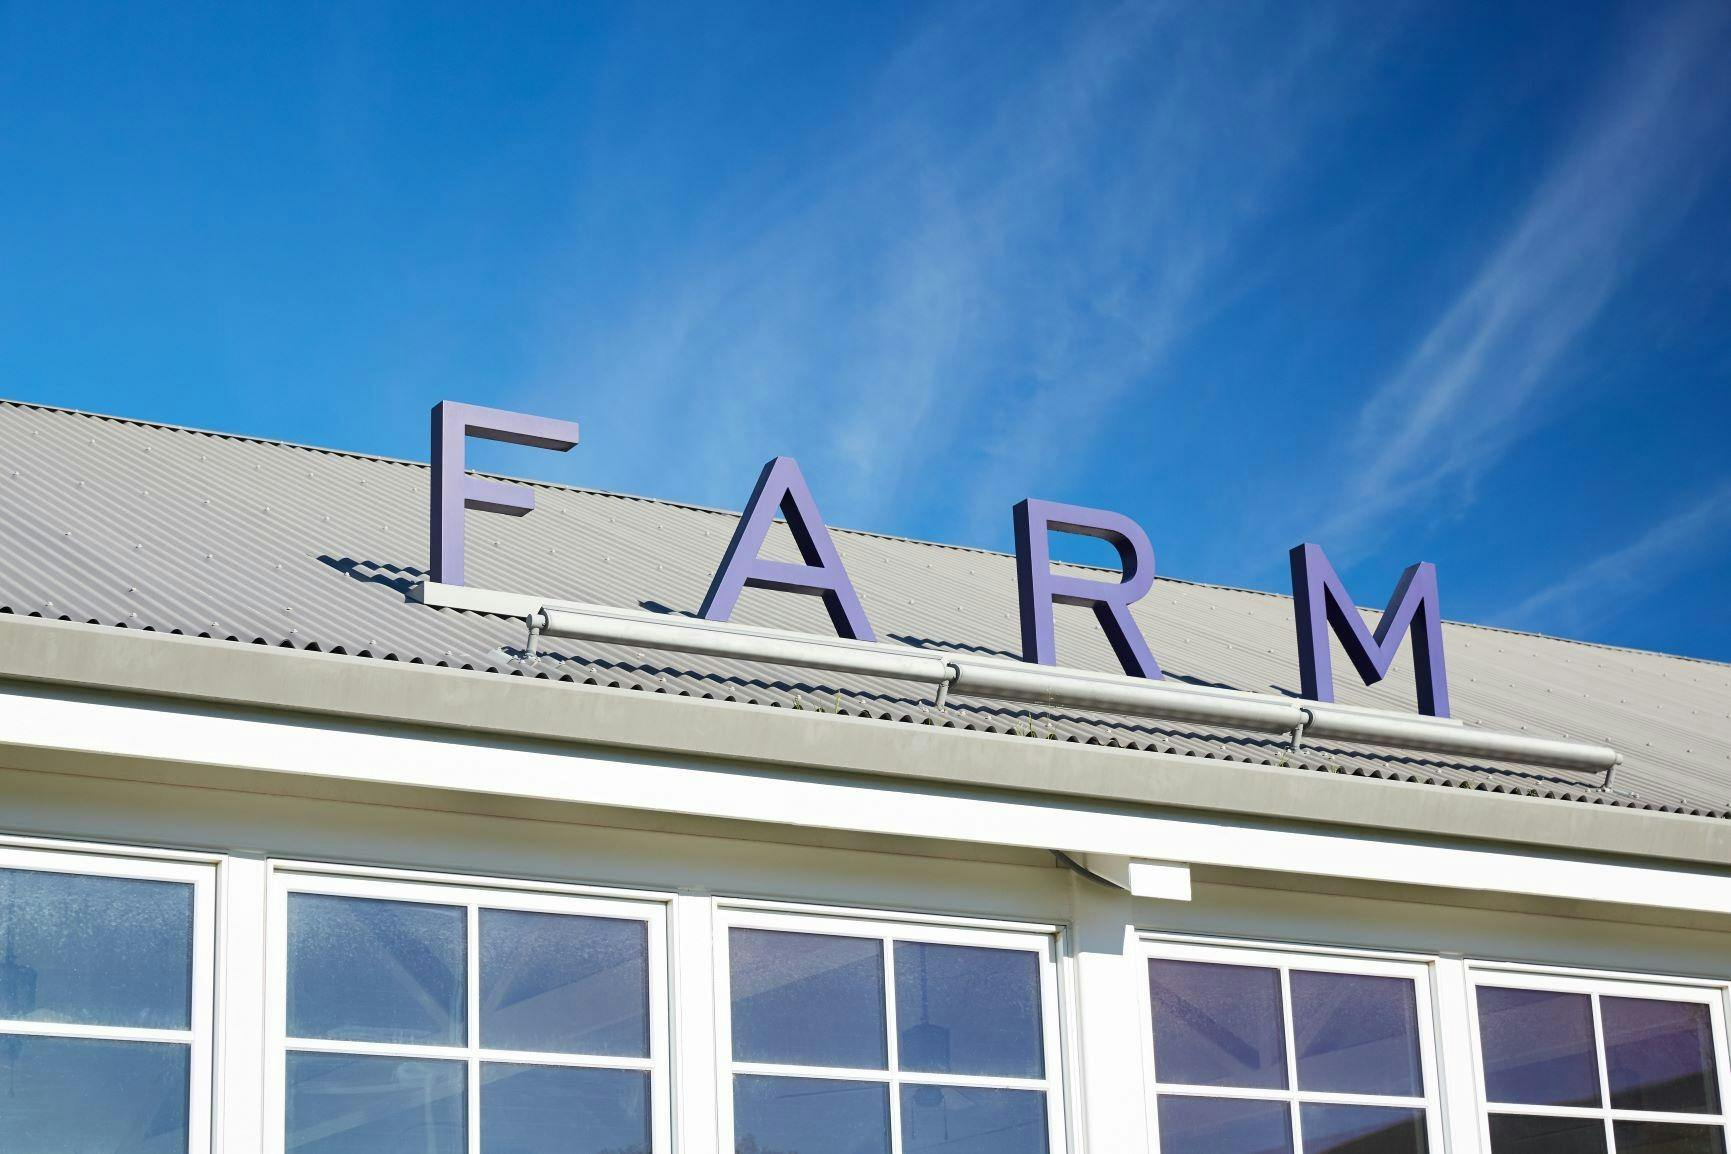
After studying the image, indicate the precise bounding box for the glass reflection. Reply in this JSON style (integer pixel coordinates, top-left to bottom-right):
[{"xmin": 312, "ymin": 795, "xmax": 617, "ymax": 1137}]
[
  {"xmin": 285, "ymin": 1052, "xmax": 465, "ymax": 1154},
  {"xmin": 894, "ymin": 942, "xmax": 1043, "ymax": 1079},
  {"xmin": 288, "ymin": 894, "xmax": 466, "ymax": 1047},
  {"xmin": 0, "ymin": 1034, "xmax": 189, "ymax": 1154},
  {"xmin": 1602, "ymin": 996, "xmax": 1721, "ymax": 1114},
  {"xmin": 1149, "ymin": 960, "xmax": 1287, "ymax": 1089},
  {"xmin": 1486, "ymin": 1114, "xmax": 1607, "ymax": 1154},
  {"xmin": 0, "ymin": 868, "xmax": 193, "ymax": 1030},
  {"xmin": 730, "ymin": 930, "xmax": 886, "ymax": 1070},
  {"xmin": 1612, "ymin": 1121, "xmax": 1728, "ymax": 1154},
  {"xmin": 1292, "ymin": 971, "xmax": 1423, "ymax": 1097},
  {"xmin": 733, "ymin": 1074, "xmax": 890, "ymax": 1154},
  {"xmin": 481, "ymin": 1063, "xmax": 650, "ymax": 1154},
  {"xmin": 1476, "ymin": 987, "xmax": 1601, "ymax": 1108},
  {"xmin": 1156, "ymin": 1094, "xmax": 1292, "ymax": 1154},
  {"xmin": 480, "ymin": 909, "xmax": 649, "ymax": 1057},
  {"xmin": 899, "ymin": 1084, "xmax": 1047, "ymax": 1154},
  {"xmin": 1300, "ymin": 1103, "xmax": 1427, "ymax": 1154}
]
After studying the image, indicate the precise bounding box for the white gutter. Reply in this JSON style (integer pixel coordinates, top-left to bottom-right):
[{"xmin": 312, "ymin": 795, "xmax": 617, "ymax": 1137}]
[{"xmin": 529, "ymin": 600, "xmax": 1620, "ymax": 775}]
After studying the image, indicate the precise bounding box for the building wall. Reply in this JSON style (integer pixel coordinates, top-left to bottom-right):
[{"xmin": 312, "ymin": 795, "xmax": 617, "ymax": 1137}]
[{"xmin": 1, "ymin": 759, "xmax": 1728, "ymax": 1154}]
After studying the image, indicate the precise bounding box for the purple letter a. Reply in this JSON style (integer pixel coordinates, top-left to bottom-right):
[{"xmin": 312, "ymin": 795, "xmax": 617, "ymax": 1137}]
[
  {"xmin": 1288, "ymin": 543, "xmax": 1449, "ymax": 717},
  {"xmin": 1014, "ymin": 498, "xmax": 1161, "ymax": 678},
  {"xmin": 700, "ymin": 457, "xmax": 874, "ymax": 640}
]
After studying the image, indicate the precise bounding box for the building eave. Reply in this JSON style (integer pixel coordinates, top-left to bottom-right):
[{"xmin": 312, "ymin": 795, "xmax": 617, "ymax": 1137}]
[{"xmin": 0, "ymin": 613, "xmax": 1725, "ymax": 869}]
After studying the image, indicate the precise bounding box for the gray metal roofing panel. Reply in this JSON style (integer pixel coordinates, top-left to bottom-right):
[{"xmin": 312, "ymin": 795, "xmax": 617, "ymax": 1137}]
[{"xmin": 1, "ymin": 398, "xmax": 1727, "ymax": 818}]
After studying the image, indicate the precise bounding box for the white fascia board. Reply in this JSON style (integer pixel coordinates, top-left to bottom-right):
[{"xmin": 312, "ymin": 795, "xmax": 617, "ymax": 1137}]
[{"xmin": 0, "ymin": 684, "xmax": 1726, "ymax": 918}]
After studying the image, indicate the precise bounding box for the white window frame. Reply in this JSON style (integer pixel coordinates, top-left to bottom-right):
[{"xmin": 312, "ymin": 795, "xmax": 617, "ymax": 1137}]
[
  {"xmin": 0, "ymin": 841, "xmax": 216, "ymax": 1154},
  {"xmin": 714, "ymin": 901, "xmax": 1071, "ymax": 1153},
  {"xmin": 1465, "ymin": 963, "xmax": 1731, "ymax": 1151},
  {"xmin": 1136, "ymin": 936, "xmax": 1447, "ymax": 1154},
  {"xmin": 264, "ymin": 865, "xmax": 672, "ymax": 1154}
]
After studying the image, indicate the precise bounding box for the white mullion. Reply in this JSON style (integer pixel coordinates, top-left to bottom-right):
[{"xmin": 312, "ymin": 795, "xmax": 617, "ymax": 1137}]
[
  {"xmin": 673, "ymin": 892, "xmax": 720, "ymax": 1154},
  {"xmin": 1149, "ymin": 1083, "xmax": 1425, "ymax": 1109},
  {"xmin": 0, "ymin": 1018, "xmax": 195, "ymax": 1044},
  {"xmin": 1591, "ymin": 992, "xmax": 1615, "ymax": 1154},
  {"xmin": 1433, "ymin": 957, "xmax": 1485, "ymax": 1154},
  {"xmin": 214, "ymin": 853, "xmax": 268, "ymax": 1154},
  {"xmin": 883, "ymin": 934, "xmax": 904, "ymax": 1154},
  {"xmin": 1280, "ymin": 968, "xmax": 1303, "ymax": 1154},
  {"xmin": 736, "ymin": 1060, "xmax": 1046, "ymax": 1091},
  {"xmin": 1713, "ymin": 992, "xmax": 1731, "ymax": 1152},
  {"xmin": 467, "ymin": 902, "xmax": 482, "ymax": 1154},
  {"xmin": 283, "ymin": 1036, "xmax": 470, "ymax": 1061}
]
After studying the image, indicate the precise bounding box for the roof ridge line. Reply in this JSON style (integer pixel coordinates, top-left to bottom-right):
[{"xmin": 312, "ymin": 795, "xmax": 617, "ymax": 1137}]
[{"xmin": 4, "ymin": 396, "xmax": 1725, "ymax": 671}]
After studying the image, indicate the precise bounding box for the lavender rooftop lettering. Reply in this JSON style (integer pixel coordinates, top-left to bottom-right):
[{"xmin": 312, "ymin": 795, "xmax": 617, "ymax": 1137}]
[
  {"xmin": 1013, "ymin": 498, "xmax": 1162, "ymax": 679},
  {"xmin": 1288, "ymin": 542, "xmax": 1450, "ymax": 717},
  {"xmin": 429, "ymin": 401, "xmax": 581, "ymax": 586},
  {"xmin": 699, "ymin": 456, "xmax": 875, "ymax": 641}
]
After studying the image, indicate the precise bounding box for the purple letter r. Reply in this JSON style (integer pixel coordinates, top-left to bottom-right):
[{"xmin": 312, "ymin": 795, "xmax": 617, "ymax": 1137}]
[{"xmin": 1013, "ymin": 498, "xmax": 1161, "ymax": 678}]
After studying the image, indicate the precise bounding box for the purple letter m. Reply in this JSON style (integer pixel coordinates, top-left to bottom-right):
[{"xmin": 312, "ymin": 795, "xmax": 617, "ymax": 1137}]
[
  {"xmin": 1288, "ymin": 543, "xmax": 1450, "ymax": 717},
  {"xmin": 1014, "ymin": 498, "xmax": 1161, "ymax": 678},
  {"xmin": 700, "ymin": 456, "xmax": 874, "ymax": 641},
  {"xmin": 429, "ymin": 401, "xmax": 581, "ymax": 586}
]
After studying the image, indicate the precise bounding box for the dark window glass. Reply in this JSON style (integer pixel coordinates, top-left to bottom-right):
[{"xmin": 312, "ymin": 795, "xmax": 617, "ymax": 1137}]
[
  {"xmin": 1300, "ymin": 1103, "xmax": 1428, "ymax": 1154},
  {"xmin": 733, "ymin": 1074, "xmax": 890, "ymax": 1154},
  {"xmin": 480, "ymin": 1063, "xmax": 650, "ymax": 1154},
  {"xmin": 288, "ymin": 894, "xmax": 466, "ymax": 1046},
  {"xmin": 1292, "ymin": 970, "xmax": 1424, "ymax": 1097},
  {"xmin": 480, "ymin": 909, "xmax": 649, "ymax": 1058},
  {"xmin": 1487, "ymin": 1114, "xmax": 1608, "ymax": 1154},
  {"xmin": 1149, "ymin": 960, "xmax": 1287, "ymax": 1089},
  {"xmin": 1602, "ymin": 996, "xmax": 1721, "ymax": 1115},
  {"xmin": 894, "ymin": 942, "xmax": 1043, "ymax": 1078},
  {"xmin": 1612, "ymin": 1121, "xmax": 1727, "ymax": 1154},
  {"xmin": 0, "ymin": 1034, "xmax": 189, "ymax": 1153},
  {"xmin": 730, "ymin": 929, "xmax": 886, "ymax": 1070},
  {"xmin": 1156, "ymin": 1094, "xmax": 1293, "ymax": 1154},
  {"xmin": 900, "ymin": 1084, "xmax": 1047, "ymax": 1153},
  {"xmin": 1477, "ymin": 987, "xmax": 1601, "ymax": 1108},
  {"xmin": 286, "ymin": 1052, "xmax": 465, "ymax": 1154},
  {"xmin": 0, "ymin": 868, "xmax": 193, "ymax": 1029}
]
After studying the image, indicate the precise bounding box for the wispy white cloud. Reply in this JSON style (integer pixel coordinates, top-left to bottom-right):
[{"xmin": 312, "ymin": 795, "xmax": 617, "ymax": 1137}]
[
  {"xmin": 1314, "ymin": 1, "xmax": 1731, "ymax": 556},
  {"xmin": 528, "ymin": 2, "xmax": 1404, "ymax": 539},
  {"xmin": 1496, "ymin": 481, "xmax": 1731, "ymax": 635}
]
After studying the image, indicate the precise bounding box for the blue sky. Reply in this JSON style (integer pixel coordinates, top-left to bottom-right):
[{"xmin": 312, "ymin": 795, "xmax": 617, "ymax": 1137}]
[{"xmin": 2, "ymin": 1, "xmax": 1729, "ymax": 659}]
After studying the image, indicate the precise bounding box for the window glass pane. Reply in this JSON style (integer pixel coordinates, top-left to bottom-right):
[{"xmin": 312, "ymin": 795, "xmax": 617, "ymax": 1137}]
[
  {"xmin": 481, "ymin": 1063, "xmax": 650, "ymax": 1154},
  {"xmin": 288, "ymin": 893, "xmax": 466, "ymax": 1046},
  {"xmin": 1300, "ymin": 1104, "xmax": 1428, "ymax": 1154},
  {"xmin": 900, "ymin": 1084, "xmax": 1047, "ymax": 1154},
  {"xmin": 1612, "ymin": 1121, "xmax": 1727, "ymax": 1154},
  {"xmin": 894, "ymin": 942, "xmax": 1043, "ymax": 1078},
  {"xmin": 1149, "ymin": 959, "xmax": 1288, "ymax": 1089},
  {"xmin": 733, "ymin": 1074, "xmax": 890, "ymax": 1154},
  {"xmin": 1477, "ymin": 987, "xmax": 1602, "ymax": 1107},
  {"xmin": 1156, "ymin": 1094, "xmax": 1293, "ymax": 1154},
  {"xmin": 1487, "ymin": 1114, "xmax": 1608, "ymax": 1154},
  {"xmin": 730, "ymin": 929, "xmax": 886, "ymax": 1070},
  {"xmin": 285, "ymin": 1052, "xmax": 464, "ymax": 1154},
  {"xmin": 0, "ymin": 1034, "xmax": 188, "ymax": 1154},
  {"xmin": 1602, "ymin": 996, "xmax": 1722, "ymax": 1114},
  {"xmin": 480, "ymin": 909, "xmax": 649, "ymax": 1057},
  {"xmin": 0, "ymin": 868, "xmax": 192, "ymax": 1029},
  {"xmin": 1292, "ymin": 971, "xmax": 1423, "ymax": 1097}
]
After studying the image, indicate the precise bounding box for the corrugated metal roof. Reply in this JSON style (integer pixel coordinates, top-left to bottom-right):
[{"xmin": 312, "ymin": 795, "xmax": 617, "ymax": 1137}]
[{"xmin": 1, "ymin": 398, "xmax": 1726, "ymax": 819}]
